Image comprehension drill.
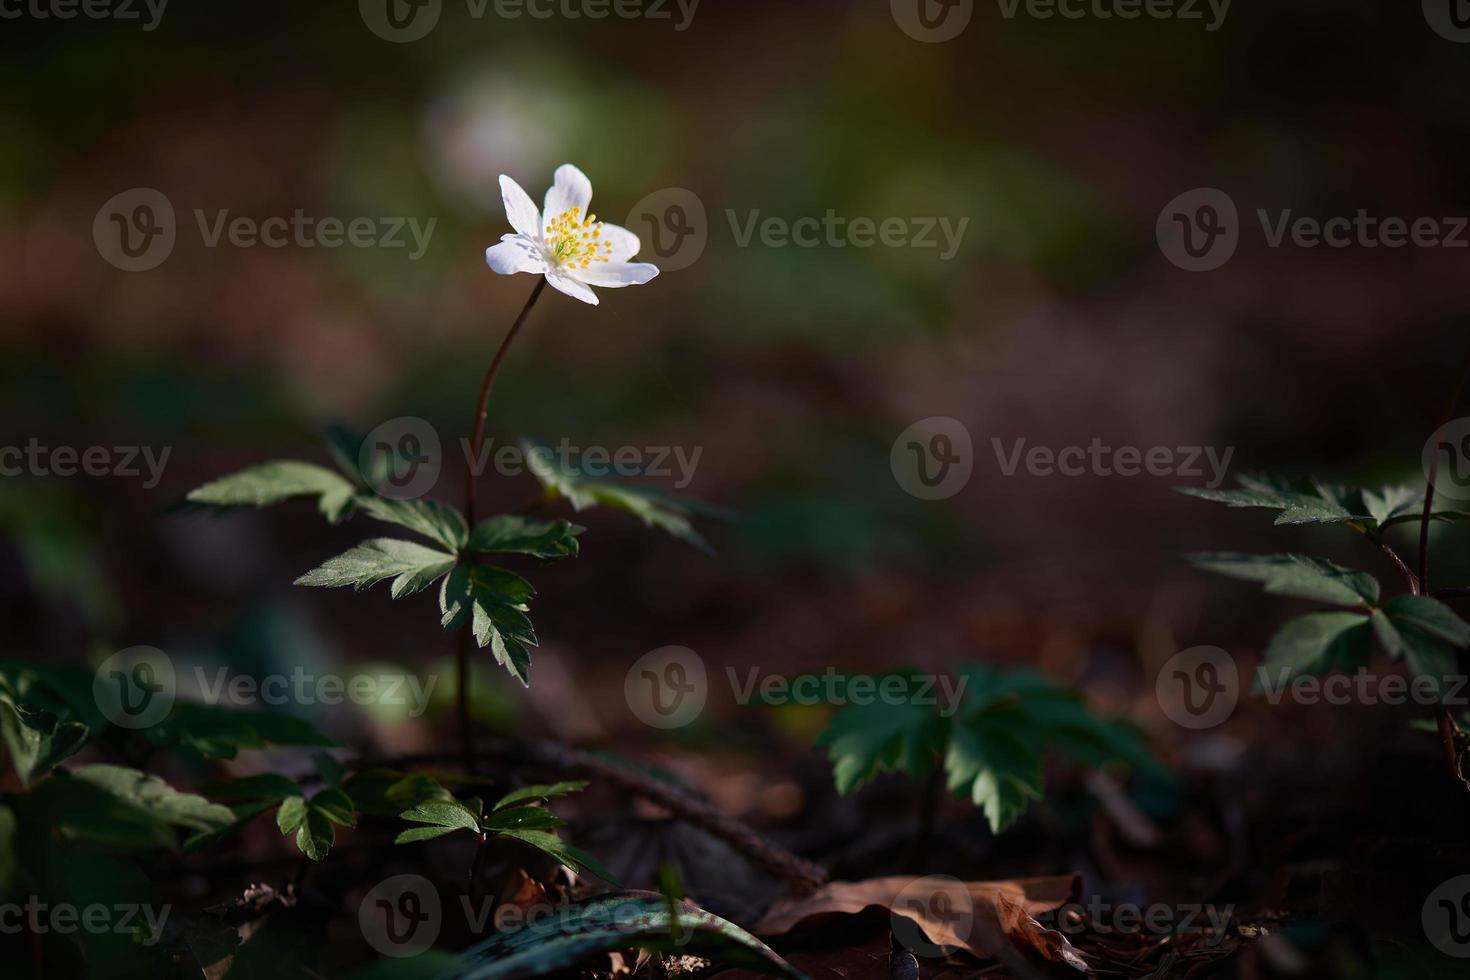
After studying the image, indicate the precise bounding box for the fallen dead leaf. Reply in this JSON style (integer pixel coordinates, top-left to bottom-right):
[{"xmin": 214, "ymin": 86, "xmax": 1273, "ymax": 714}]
[{"xmin": 756, "ymin": 874, "xmax": 1080, "ymax": 965}]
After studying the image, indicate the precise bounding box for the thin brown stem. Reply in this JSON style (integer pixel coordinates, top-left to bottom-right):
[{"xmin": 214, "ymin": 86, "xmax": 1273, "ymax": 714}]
[{"xmin": 456, "ymin": 278, "xmax": 548, "ymax": 774}]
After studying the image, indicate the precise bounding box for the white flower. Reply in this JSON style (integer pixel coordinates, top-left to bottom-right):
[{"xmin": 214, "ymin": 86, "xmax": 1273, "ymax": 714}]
[{"xmin": 484, "ymin": 164, "xmax": 659, "ymax": 306}]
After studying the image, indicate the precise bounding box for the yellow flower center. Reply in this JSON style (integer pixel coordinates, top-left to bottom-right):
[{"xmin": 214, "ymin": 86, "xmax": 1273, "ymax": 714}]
[{"xmin": 545, "ymin": 207, "xmax": 614, "ymax": 270}]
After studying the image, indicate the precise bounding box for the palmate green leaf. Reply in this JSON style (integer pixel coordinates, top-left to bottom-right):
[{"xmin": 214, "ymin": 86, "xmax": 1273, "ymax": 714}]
[
  {"xmin": 1258, "ymin": 612, "xmax": 1374, "ymax": 684},
  {"xmin": 187, "ymin": 461, "xmax": 360, "ymax": 524},
  {"xmin": 493, "ymin": 781, "xmax": 589, "ymax": 810},
  {"xmin": 944, "ymin": 722, "xmax": 1042, "ymax": 834},
  {"xmin": 295, "ymin": 538, "xmax": 456, "ymax": 599},
  {"xmin": 1371, "ymin": 595, "xmax": 1470, "ymax": 694},
  {"xmin": 279, "ymin": 788, "xmax": 356, "ymax": 861},
  {"xmin": 443, "ymin": 893, "xmax": 807, "ymax": 980},
  {"xmin": 1187, "ymin": 553, "xmax": 1380, "ymax": 607},
  {"xmin": 358, "ymin": 497, "xmax": 469, "ymax": 552},
  {"xmin": 0, "ymin": 679, "xmax": 88, "ymax": 786},
  {"xmin": 440, "ymin": 565, "xmax": 538, "ymax": 685},
  {"xmin": 815, "ymin": 695, "xmax": 947, "ymax": 795},
  {"xmin": 1176, "ymin": 475, "xmax": 1368, "ymax": 527},
  {"xmin": 523, "ymin": 439, "xmax": 713, "ymax": 553},
  {"xmin": 468, "ymin": 515, "xmax": 583, "ymax": 560},
  {"xmin": 147, "ymin": 701, "xmax": 335, "ymax": 760},
  {"xmin": 346, "ymin": 770, "xmax": 456, "ymax": 817},
  {"xmin": 1363, "ymin": 485, "xmax": 1423, "ymax": 527},
  {"xmin": 499, "ymin": 829, "xmax": 617, "ymax": 884},
  {"xmin": 482, "ymin": 805, "xmax": 563, "ymax": 832},
  {"xmin": 399, "ymin": 799, "xmax": 481, "ymax": 834},
  {"xmin": 25, "ymin": 764, "xmax": 235, "ymax": 851}
]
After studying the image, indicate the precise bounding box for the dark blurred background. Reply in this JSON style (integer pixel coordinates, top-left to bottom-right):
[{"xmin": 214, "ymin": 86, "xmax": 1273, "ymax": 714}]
[{"xmin": 4, "ymin": 2, "xmax": 1470, "ymax": 971}]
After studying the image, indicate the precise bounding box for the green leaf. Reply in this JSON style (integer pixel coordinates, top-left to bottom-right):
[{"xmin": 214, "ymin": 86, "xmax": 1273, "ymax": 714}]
[
  {"xmin": 1373, "ymin": 596, "xmax": 1470, "ymax": 693},
  {"xmin": 440, "ymin": 893, "xmax": 808, "ymax": 980},
  {"xmin": 147, "ymin": 701, "xmax": 335, "ymax": 761},
  {"xmin": 1176, "ymin": 475, "xmax": 1368, "ymax": 527},
  {"xmin": 944, "ymin": 721, "xmax": 1042, "ymax": 834},
  {"xmin": 816, "ymin": 691, "xmax": 947, "ymax": 795},
  {"xmin": 295, "ymin": 538, "xmax": 456, "ymax": 599},
  {"xmin": 1187, "ymin": 553, "xmax": 1380, "ymax": 607},
  {"xmin": 295, "ymin": 808, "xmax": 336, "ymax": 862},
  {"xmin": 1259, "ymin": 612, "xmax": 1374, "ymax": 682},
  {"xmin": 346, "ymin": 770, "xmax": 455, "ymax": 817},
  {"xmin": 483, "ymin": 805, "xmax": 563, "ymax": 832},
  {"xmin": 498, "ymin": 829, "xmax": 617, "ymax": 884},
  {"xmin": 400, "ymin": 799, "xmax": 481, "ymax": 834},
  {"xmin": 493, "ymin": 781, "xmax": 588, "ymax": 810},
  {"xmin": 0, "ymin": 679, "xmax": 88, "ymax": 786},
  {"xmin": 523, "ymin": 438, "xmax": 713, "ymax": 553},
  {"xmin": 394, "ymin": 824, "xmax": 462, "ymax": 844},
  {"xmin": 277, "ymin": 795, "xmax": 309, "ymax": 835},
  {"xmin": 313, "ymin": 788, "xmax": 357, "ymax": 828},
  {"xmin": 439, "ymin": 565, "xmax": 538, "ymax": 685},
  {"xmin": 187, "ymin": 461, "xmax": 359, "ymax": 524},
  {"xmin": 358, "ymin": 497, "xmax": 469, "ymax": 551},
  {"xmin": 24, "ymin": 765, "xmax": 235, "ymax": 850},
  {"xmin": 468, "ymin": 515, "xmax": 583, "ymax": 560},
  {"xmin": 1363, "ymin": 485, "xmax": 1423, "ymax": 527}
]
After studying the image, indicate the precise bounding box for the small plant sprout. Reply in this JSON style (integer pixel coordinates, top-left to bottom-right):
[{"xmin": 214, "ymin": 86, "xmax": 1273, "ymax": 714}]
[{"xmin": 1179, "ymin": 470, "xmax": 1470, "ymax": 784}]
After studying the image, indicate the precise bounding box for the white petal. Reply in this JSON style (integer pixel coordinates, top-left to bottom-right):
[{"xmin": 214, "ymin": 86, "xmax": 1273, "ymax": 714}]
[
  {"xmin": 543, "ymin": 164, "xmax": 593, "ymax": 229},
  {"xmin": 595, "ymin": 223, "xmax": 642, "ymax": 263},
  {"xmin": 485, "ymin": 235, "xmax": 546, "ymax": 276},
  {"xmin": 569, "ymin": 261, "xmax": 659, "ymax": 289},
  {"xmin": 545, "ymin": 269, "xmax": 599, "ymax": 306},
  {"xmin": 499, "ymin": 175, "xmax": 542, "ymax": 238}
]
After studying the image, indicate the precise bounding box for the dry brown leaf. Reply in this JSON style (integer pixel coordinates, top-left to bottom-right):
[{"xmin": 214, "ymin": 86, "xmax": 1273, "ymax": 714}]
[
  {"xmin": 756, "ymin": 874, "xmax": 1080, "ymax": 964},
  {"xmin": 994, "ymin": 891, "xmax": 1089, "ymax": 972}
]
